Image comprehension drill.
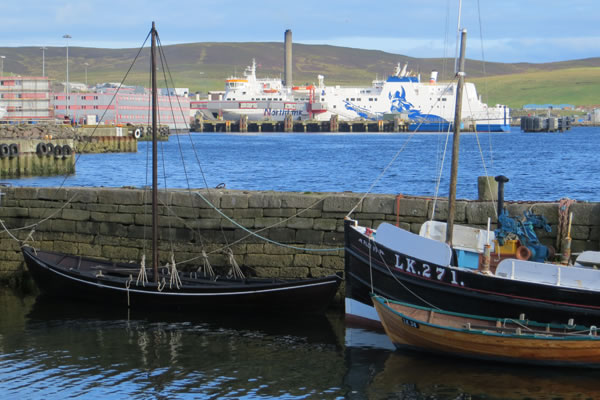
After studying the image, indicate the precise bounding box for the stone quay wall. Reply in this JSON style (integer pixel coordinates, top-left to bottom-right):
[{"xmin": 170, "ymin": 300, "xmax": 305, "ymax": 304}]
[{"xmin": 0, "ymin": 187, "xmax": 599, "ymax": 293}]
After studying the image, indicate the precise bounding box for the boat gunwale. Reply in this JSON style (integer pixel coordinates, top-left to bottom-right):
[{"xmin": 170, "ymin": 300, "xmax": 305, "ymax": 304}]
[
  {"xmin": 372, "ymin": 294, "xmax": 600, "ymax": 341},
  {"xmin": 22, "ymin": 245, "xmax": 343, "ymax": 296}
]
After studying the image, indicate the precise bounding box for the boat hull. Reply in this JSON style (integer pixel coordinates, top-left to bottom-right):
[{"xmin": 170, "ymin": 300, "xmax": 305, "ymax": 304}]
[
  {"xmin": 372, "ymin": 295, "xmax": 600, "ymax": 368},
  {"xmin": 22, "ymin": 246, "xmax": 342, "ymax": 314},
  {"xmin": 344, "ymin": 220, "xmax": 600, "ymax": 327}
]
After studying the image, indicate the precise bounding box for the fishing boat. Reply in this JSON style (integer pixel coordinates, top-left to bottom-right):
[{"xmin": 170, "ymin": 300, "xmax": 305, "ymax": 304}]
[
  {"xmin": 344, "ymin": 29, "xmax": 600, "ymax": 328},
  {"xmin": 372, "ymin": 294, "xmax": 600, "ymax": 368},
  {"xmin": 21, "ymin": 23, "xmax": 342, "ymax": 313}
]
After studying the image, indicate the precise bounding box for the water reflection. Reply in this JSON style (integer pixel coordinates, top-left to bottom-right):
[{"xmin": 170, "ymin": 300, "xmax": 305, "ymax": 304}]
[
  {"xmin": 3, "ymin": 291, "xmax": 600, "ymax": 399},
  {"xmin": 345, "ymin": 326, "xmax": 600, "ymax": 400},
  {"xmin": 3, "ymin": 293, "xmax": 346, "ymax": 399}
]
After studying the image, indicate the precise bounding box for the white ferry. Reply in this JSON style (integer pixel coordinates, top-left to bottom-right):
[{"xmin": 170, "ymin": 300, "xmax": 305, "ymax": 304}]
[{"xmin": 198, "ymin": 60, "xmax": 510, "ymax": 132}]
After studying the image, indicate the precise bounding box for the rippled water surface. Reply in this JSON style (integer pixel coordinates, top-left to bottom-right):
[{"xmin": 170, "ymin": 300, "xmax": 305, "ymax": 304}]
[
  {"xmin": 3, "ymin": 127, "xmax": 600, "ymax": 398},
  {"xmin": 2, "ymin": 291, "xmax": 600, "ymax": 399},
  {"xmin": 3, "ymin": 126, "xmax": 600, "ymax": 202}
]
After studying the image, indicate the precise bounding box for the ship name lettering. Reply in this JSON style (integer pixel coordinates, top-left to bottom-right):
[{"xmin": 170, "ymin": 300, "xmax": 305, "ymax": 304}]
[
  {"xmin": 405, "ymin": 258, "xmax": 417, "ymax": 274},
  {"xmin": 436, "ymin": 267, "xmax": 445, "ymax": 280},
  {"xmin": 422, "ymin": 264, "xmax": 431, "ymax": 278},
  {"xmin": 394, "ymin": 254, "xmax": 404, "ymax": 270}
]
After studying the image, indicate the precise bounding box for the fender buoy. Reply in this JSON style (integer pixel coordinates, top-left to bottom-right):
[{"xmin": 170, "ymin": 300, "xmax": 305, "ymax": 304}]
[
  {"xmin": 134, "ymin": 128, "xmax": 142, "ymax": 139},
  {"xmin": 8, "ymin": 143, "xmax": 19, "ymax": 158},
  {"xmin": 53, "ymin": 145, "xmax": 63, "ymax": 158},
  {"xmin": 516, "ymin": 245, "xmax": 532, "ymax": 260},
  {"xmin": 36, "ymin": 142, "xmax": 47, "ymax": 156},
  {"xmin": 0, "ymin": 144, "xmax": 9, "ymax": 159},
  {"xmin": 62, "ymin": 144, "xmax": 72, "ymax": 157},
  {"xmin": 45, "ymin": 143, "xmax": 54, "ymax": 157}
]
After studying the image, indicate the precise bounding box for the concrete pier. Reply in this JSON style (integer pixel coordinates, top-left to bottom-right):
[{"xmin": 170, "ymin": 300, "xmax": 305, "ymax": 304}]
[
  {"xmin": 0, "ymin": 139, "xmax": 75, "ymax": 178},
  {"xmin": 192, "ymin": 117, "xmax": 409, "ymax": 133}
]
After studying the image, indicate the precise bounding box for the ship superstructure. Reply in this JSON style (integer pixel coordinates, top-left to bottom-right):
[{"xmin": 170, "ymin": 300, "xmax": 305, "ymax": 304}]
[{"xmin": 197, "ymin": 60, "xmax": 509, "ymax": 132}]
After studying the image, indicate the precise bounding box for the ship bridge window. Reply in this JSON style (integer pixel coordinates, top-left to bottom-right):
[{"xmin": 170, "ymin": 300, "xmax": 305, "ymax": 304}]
[
  {"xmin": 351, "ymin": 98, "xmax": 355, "ymax": 101},
  {"xmin": 442, "ymin": 98, "xmax": 447, "ymax": 101},
  {"xmin": 243, "ymin": 92, "xmax": 246, "ymax": 95},
  {"xmin": 369, "ymin": 98, "xmax": 373, "ymax": 101},
  {"xmin": 357, "ymin": 98, "xmax": 361, "ymax": 101},
  {"xmin": 374, "ymin": 98, "xmax": 378, "ymax": 101}
]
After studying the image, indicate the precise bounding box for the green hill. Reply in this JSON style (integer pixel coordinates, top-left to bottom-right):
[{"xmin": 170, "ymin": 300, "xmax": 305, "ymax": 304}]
[{"xmin": 2, "ymin": 42, "xmax": 599, "ymax": 109}]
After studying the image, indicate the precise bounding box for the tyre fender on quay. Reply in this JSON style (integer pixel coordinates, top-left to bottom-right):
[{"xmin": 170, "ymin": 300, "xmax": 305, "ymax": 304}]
[
  {"xmin": 53, "ymin": 145, "xmax": 63, "ymax": 159},
  {"xmin": 62, "ymin": 144, "xmax": 73, "ymax": 158},
  {"xmin": 8, "ymin": 143, "xmax": 19, "ymax": 158},
  {"xmin": 45, "ymin": 143, "xmax": 54, "ymax": 157},
  {"xmin": 0, "ymin": 144, "xmax": 9, "ymax": 159},
  {"xmin": 36, "ymin": 142, "xmax": 47, "ymax": 156}
]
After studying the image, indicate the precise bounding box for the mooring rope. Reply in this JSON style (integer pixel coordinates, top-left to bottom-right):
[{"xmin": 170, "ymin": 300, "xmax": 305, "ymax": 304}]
[
  {"xmin": 374, "ymin": 247, "xmax": 442, "ymax": 310},
  {"xmin": 193, "ymin": 191, "xmax": 343, "ymax": 255}
]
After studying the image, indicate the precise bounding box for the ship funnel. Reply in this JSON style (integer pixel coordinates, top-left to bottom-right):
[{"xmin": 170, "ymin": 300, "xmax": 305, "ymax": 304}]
[
  {"xmin": 318, "ymin": 75, "xmax": 324, "ymax": 88},
  {"xmin": 430, "ymin": 71, "xmax": 438, "ymax": 83},
  {"xmin": 284, "ymin": 29, "xmax": 292, "ymax": 87}
]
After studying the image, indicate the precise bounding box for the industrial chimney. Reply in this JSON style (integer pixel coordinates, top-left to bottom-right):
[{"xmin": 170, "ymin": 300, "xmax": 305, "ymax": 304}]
[{"xmin": 284, "ymin": 29, "xmax": 292, "ymax": 87}]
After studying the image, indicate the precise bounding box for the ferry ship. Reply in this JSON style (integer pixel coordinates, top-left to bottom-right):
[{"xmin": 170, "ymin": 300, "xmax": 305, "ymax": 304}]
[{"xmin": 197, "ymin": 60, "xmax": 510, "ymax": 132}]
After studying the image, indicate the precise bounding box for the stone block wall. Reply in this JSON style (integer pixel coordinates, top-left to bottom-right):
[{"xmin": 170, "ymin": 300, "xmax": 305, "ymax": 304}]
[{"xmin": 0, "ymin": 187, "xmax": 598, "ymax": 289}]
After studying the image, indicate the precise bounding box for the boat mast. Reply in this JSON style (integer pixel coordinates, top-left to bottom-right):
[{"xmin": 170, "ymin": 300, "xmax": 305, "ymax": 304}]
[
  {"xmin": 151, "ymin": 22, "xmax": 159, "ymax": 282},
  {"xmin": 446, "ymin": 28, "xmax": 467, "ymax": 246}
]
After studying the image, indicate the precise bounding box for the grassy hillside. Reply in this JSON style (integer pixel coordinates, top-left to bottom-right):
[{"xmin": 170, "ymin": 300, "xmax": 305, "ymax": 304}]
[
  {"xmin": 1, "ymin": 42, "xmax": 599, "ymax": 108},
  {"xmin": 470, "ymin": 67, "xmax": 600, "ymax": 109}
]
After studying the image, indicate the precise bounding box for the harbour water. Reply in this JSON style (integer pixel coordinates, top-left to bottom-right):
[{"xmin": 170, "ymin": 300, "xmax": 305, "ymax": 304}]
[
  {"xmin": 3, "ymin": 127, "xmax": 600, "ymax": 399},
  {"xmin": 2, "ymin": 126, "xmax": 600, "ymax": 202},
  {"xmin": 2, "ymin": 290, "xmax": 600, "ymax": 400}
]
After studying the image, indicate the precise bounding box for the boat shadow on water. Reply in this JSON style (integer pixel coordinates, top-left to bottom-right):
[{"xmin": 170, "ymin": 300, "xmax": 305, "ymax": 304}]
[
  {"xmin": 343, "ymin": 325, "xmax": 600, "ymax": 399},
  {"xmin": 26, "ymin": 294, "xmax": 342, "ymax": 348},
  {"xmin": 369, "ymin": 350, "xmax": 600, "ymax": 399}
]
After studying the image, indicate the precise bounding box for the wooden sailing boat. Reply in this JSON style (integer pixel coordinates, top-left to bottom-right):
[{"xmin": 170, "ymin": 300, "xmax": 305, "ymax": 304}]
[
  {"xmin": 372, "ymin": 294, "xmax": 600, "ymax": 368},
  {"xmin": 21, "ymin": 23, "xmax": 342, "ymax": 313},
  {"xmin": 344, "ymin": 29, "xmax": 600, "ymax": 327}
]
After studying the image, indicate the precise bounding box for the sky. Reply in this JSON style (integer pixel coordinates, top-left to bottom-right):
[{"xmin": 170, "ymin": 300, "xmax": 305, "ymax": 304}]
[{"xmin": 1, "ymin": 0, "xmax": 599, "ymax": 63}]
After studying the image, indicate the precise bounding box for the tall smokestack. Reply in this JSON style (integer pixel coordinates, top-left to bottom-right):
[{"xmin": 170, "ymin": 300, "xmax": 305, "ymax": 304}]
[{"xmin": 284, "ymin": 29, "xmax": 292, "ymax": 87}]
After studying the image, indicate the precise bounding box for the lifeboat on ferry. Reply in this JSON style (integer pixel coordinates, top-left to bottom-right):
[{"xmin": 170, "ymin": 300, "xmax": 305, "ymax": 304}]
[
  {"xmin": 292, "ymin": 85, "xmax": 315, "ymax": 94},
  {"xmin": 262, "ymin": 84, "xmax": 278, "ymax": 94}
]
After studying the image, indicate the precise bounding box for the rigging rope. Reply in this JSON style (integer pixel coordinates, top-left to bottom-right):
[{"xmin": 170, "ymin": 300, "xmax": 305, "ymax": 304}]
[
  {"xmin": 224, "ymin": 248, "xmax": 245, "ymax": 279},
  {"xmin": 198, "ymin": 250, "xmax": 215, "ymax": 278},
  {"xmin": 192, "ymin": 191, "xmax": 343, "ymax": 255},
  {"xmin": 168, "ymin": 253, "xmax": 182, "ymax": 289},
  {"xmin": 136, "ymin": 254, "xmax": 149, "ymax": 287},
  {"xmin": 345, "ymin": 79, "xmax": 458, "ymax": 219}
]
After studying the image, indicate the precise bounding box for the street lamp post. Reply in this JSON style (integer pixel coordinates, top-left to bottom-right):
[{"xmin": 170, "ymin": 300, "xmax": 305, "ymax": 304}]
[
  {"xmin": 83, "ymin": 62, "xmax": 89, "ymax": 87},
  {"xmin": 63, "ymin": 34, "xmax": 71, "ymax": 119},
  {"xmin": 40, "ymin": 47, "xmax": 47, "ymax": 77},
  {"xmin": 0, "ymin": 56, "xmax": 5, "ymax": 77}
]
